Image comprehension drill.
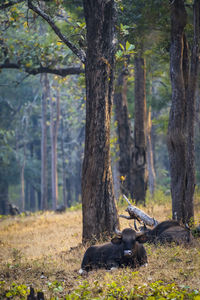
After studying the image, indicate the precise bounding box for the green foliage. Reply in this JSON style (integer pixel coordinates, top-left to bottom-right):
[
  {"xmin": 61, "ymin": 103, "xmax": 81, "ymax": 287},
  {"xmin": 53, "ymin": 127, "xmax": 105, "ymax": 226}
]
[
  {"xmin": 48, "ymin": 280, "xmax": 64, "ymax": 297},
  {"xmin": 67, "ymin": 280, "xmax": 200, "ymax": 300},
  {"xmin": 116, "ymin": 40, "xmax": 135, "ymax": 60},
  {"xmin": 0, "ymin": 282, "xmax": 28, "ymax": 299}
]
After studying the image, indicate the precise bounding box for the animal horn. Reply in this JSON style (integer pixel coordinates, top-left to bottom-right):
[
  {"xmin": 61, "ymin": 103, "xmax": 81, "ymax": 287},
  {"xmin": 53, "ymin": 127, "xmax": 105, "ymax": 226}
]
[
  {"xmin": 115, "ymin": 228, "xmax": 122, "ymax": 236},
  {"xmin": 143, "ymin": 222, "xmax": 147, "ymax": 230},
  {"xmin": 134, "ymin": 220, "xmax": 138, "ymax": 231}
]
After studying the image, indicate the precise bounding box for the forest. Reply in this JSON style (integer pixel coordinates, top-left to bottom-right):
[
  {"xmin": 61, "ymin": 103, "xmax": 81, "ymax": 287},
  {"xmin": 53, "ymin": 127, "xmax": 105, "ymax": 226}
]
[{"xmin": 0, "ymin": 0, "xmax": 200, "ymax": 299}]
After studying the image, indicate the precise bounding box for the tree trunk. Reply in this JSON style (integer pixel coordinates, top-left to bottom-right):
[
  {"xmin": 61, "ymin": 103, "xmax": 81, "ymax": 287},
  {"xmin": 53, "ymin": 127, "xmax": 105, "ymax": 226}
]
[
  {"xmin": 50, "ymin": 80, "xmax": 60, "ymax": 210},
  {"xmin": 185, "ymin": 0, "xmax": 199, "ymax": 223},
  {"xmin": 114, "ymin": 68, "xmax": 134, "ymax": 198},
  {"xmin": 82, "ymin": 0, "xmax": 119, "ymax": 242},
  {"xmin": 168, "ymin": 0, "xmax": 199, "ymax": 224},
  {"xmin": 147, "ymin": 107, "xmax": 156, "ymax": 197},
  {"xmin": 167, "ymin": 0, "xmax": 187, "ymax": 222},
  {"xmin": 60, "ymin": 115, "xmax": 67, "ymax": 207},
  {"xmin": 132, "ymin": 53, "xmax": 148, "ymax": 204},
  {"xmin": 40, "ymin": 73, "xmax": 48, "ymax": 210}
]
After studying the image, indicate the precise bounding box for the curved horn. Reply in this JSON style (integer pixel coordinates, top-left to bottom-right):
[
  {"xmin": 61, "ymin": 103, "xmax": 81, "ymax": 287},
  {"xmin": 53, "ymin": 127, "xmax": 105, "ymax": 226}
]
[
  {"xmin": 143, "ymin": 222, "xmax": 147, "ymax": 230},
  {"xmin": 134, "ymin": 220, "xmax": 138, "ymax": 231},
  {"xmin": 115, "ymin": 228, "xmax": 122, "ymax": 236}
]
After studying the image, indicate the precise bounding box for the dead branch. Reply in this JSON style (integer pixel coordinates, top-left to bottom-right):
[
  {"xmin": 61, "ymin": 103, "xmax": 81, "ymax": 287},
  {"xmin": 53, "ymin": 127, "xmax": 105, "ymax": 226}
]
[{"xmin": 121, "ymin": 195, "xmax": 158, "ymax": 227}]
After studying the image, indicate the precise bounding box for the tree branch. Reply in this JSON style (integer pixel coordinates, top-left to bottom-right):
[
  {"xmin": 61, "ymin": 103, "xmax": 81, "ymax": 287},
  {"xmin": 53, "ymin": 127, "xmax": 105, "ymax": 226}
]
[
  {"xmin": 0, "ymin": 0, "xmax": 24, "ymax": 9},
  {"xmin": 0, "ymin": 62, "xmax": 85, "ymax": 76},
  {"xmin": 27, "ymin": 0, "xmax": 86, "ymax": 64}
]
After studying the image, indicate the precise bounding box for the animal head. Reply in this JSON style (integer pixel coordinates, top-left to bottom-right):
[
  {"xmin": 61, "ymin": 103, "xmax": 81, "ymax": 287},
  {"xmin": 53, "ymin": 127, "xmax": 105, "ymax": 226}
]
[{"xmin": 111, "ymin": 228, "xmax": 141, "ymax": 257}]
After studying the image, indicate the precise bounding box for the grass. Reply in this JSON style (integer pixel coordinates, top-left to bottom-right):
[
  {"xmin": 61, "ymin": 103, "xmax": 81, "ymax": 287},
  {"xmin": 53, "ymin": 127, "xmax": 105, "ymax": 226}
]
[{"xmin": 0, "ymin": 194, "xmax": 200, "ymax": 299}]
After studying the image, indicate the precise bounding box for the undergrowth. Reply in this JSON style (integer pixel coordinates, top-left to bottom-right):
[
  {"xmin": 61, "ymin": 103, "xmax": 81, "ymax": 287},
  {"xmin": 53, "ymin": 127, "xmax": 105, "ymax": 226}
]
[{"xmin": 1, "ymin": 278, "xmax": 200, "ymax": 299}]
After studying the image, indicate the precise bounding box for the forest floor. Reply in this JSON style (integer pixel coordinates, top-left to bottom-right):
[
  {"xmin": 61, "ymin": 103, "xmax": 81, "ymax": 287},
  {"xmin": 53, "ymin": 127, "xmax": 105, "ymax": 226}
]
[{"xmin": 0, "ymin": 194, "xmax": 200, "ymax": 299}]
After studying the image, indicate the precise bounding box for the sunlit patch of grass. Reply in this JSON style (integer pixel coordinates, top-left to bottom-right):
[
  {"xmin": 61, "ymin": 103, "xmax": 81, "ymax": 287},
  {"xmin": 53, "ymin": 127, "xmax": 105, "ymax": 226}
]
[{"xmin": 0, "ymin": 200, "xmax": 200, "ymax": 298}]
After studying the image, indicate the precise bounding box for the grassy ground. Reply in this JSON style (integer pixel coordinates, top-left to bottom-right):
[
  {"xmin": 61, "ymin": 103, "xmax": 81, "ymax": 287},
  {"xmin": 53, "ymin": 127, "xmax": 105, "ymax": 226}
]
[{"xmin": 0, "ymin": 195, "xmax": 200, "ymax": 299}]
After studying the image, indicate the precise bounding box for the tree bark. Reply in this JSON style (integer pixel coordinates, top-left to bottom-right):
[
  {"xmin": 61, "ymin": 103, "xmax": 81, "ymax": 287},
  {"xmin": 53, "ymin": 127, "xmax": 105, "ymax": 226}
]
[
  {"xmin": 114, "ymin": 68, "xmax": 134, "ymax": 198},
  {"xmin": 82, "ymin": 0, "xmax": 119, "ymax": 242},
  {"xmin": 185, "ymin": 0, "xmax": 200, "ymax": 223},
  {"xmin": 40, "ymin": 73, "xmax": 48, "ymax": 210},
  {"xmin": 167, "ymin": 0, "xmax": 187, "ymax": 222},
  {"xmin": 168, "ymin": 0, "xmax": 199, "ymax": 224},
  {"xmin": 132, "ymin": 53, "xmax": 148, "ymax": 204}
]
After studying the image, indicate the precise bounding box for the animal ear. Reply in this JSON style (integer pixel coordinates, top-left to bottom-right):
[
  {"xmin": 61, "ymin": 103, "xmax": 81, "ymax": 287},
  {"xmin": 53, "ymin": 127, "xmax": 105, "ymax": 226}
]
[
  {"xmin": 136, "ymin": 233, "xmax": 147, "ymax": 243},
  {"xmin": 111, "ymin": 237, "xmax": 122, "ymax": 245}
]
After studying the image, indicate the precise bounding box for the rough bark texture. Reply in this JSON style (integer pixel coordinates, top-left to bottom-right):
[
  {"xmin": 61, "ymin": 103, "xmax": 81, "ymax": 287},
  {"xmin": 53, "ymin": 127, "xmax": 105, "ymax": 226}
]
[
  {"xmin": 114, "ymin": 69, "xmax": 134, "ymax": 197},
  {"xmin": 168, "ymin": 0, "xmax": 187, "ymax": 222},
  {"xmin": 40, "ymin": 73, "xmax": 48, "ymax": 210},
  {"xmin": 132, "ymin": 54, "xmax": 148, "ymax": 204},
  {"xmin": 168, "ymin": 0, "xmax": 199, "ymax": 224},
  {"xmin": 82, "ymin": 0, "xmax": 119, "ymax": 243},
  {"xmin": 185, "ymin": 0, "xmax": 200, "ymax": 223}
]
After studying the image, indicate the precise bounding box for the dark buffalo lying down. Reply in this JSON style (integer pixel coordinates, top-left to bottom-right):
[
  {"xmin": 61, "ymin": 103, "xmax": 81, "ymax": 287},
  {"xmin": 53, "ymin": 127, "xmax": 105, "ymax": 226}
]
[
  {"xmin": 136, "ymin": 220, "xmax": 193, "ymax": 244},
  {"xmin": 79, "ymin": 228, "xmax": 147, "ymax": 274}
]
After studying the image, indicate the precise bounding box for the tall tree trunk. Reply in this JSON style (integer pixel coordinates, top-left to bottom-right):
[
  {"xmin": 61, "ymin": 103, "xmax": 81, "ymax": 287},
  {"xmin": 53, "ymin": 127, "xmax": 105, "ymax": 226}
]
[
  {"xmin": 40, "ymin": 73, "xmax": 48, "ymax": 210},
  {"xmin": 50, "ymin": 80, "xmax": 60, "ymax": 210},
  {"xmin": 114, "ymin": 68, "xmax": 134, "ymax": 197},
  {"xmin": 147, "ymin": 107, "xmax": 156, "ymax": 197},
  {"xmin": 82, "ymin": 0, "xmax": 119, "ymax": 242},
  {"xmin": 168, "ymin": 0, "xmax": 199, "ymax": 224},
  {"xmin": 132, "ymin": 53, "xmax": 148, "ymax": 204},
  {"xmin": 60, "ymin": 115, "xmax": 67, "ymax": 207},
  {"xmin": 167, "ymin": 0, "xmax": 187, "ymax": 222},
  {"xmin": 185, "ymin": 0, "xmax": 200, "ymax": 223}
]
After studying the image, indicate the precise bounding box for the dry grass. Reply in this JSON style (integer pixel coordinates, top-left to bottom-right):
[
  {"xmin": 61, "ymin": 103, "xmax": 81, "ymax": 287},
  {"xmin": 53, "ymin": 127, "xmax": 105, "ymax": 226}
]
[{"xmin": 0, "ymin": 199, "xmax": 200, "ymax": 298}]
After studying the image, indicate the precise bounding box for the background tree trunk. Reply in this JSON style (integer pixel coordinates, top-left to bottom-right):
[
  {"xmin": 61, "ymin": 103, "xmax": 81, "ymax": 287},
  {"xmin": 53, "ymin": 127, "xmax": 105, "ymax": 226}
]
[
  {"xmin": 147, "ymin": 107, "xmax": 156, "ymax": 197},
  {"xmin": 50, "ymin": 80, "xmax": 60, "ymax": 210},
  {"xmin": 114, "ymin": 68, "xmax": 134, "ymax": 198},
  {"xmin": 60, "ymin": 115, "xmax": 67, "ymax": 207},
  {"xmin": 132, "ymin": 53, "xmax": 148, "ymax": 204},
  {"xmin": 82, "ymin": 0, "xmax": 119, "ymax": 242},
  {"xmin": 40, "ymin": 73, "xmax": 48, "ymax": 210}
]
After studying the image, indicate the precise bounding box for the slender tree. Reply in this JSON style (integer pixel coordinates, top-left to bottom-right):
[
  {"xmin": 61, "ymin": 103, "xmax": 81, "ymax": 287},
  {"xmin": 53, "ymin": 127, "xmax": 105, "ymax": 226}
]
[
  {"xmin": 50, "ymin": 78, "xmax": 60, "ymax": 210},
  {"xmin": 40, "ymin": 73, "xmax": 48, "ymax": 210}
]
